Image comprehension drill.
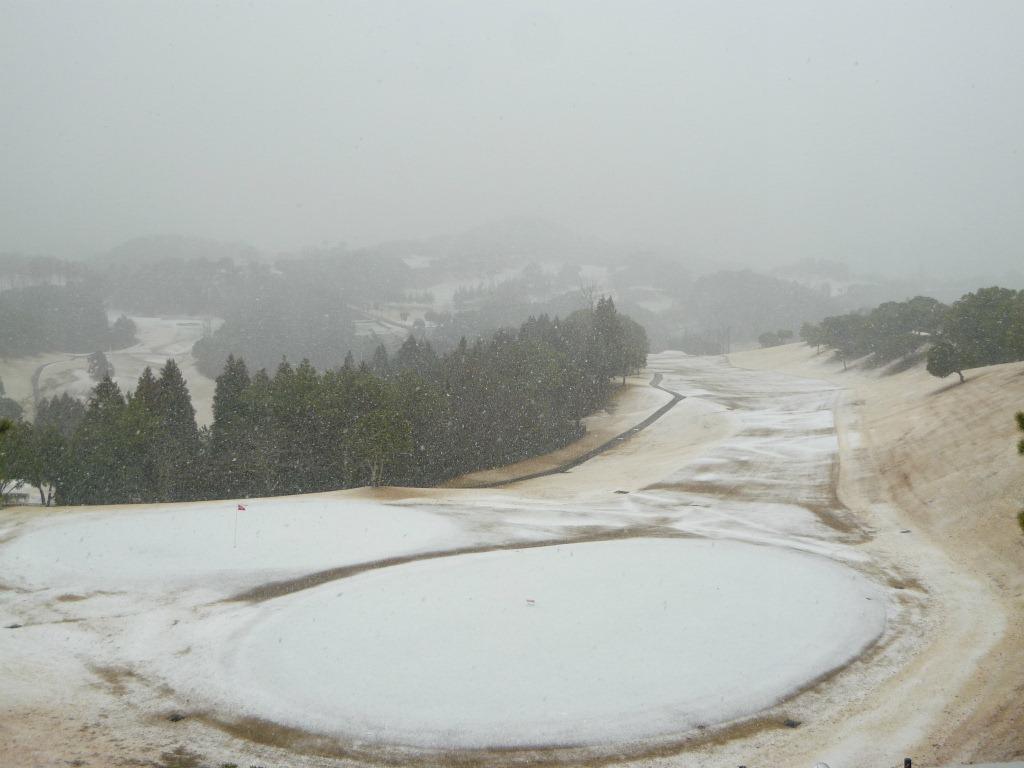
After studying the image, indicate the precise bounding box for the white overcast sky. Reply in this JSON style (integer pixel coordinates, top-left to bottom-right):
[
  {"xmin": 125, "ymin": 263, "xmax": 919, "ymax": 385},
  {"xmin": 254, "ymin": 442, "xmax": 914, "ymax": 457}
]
[{"xmin": 1, "ymin": 1, "xmax": 1022, "ymax": 275}]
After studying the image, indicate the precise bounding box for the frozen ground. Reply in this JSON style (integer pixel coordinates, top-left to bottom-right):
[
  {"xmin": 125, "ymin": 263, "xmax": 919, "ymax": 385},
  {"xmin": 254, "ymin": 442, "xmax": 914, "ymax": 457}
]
[{"xmin": 2, "ymin": 350, "xmax": 1013, "ymax": 767}]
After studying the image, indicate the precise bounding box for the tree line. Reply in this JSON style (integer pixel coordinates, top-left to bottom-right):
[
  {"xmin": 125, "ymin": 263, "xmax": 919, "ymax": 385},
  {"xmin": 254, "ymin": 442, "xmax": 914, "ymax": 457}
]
[
  {"xmin": 0, "ymin": 253, "xmax": 91, "ymax": 291},
  {"xmin": 0, "ymin": 298, "xmax": 647, "ymax": 506},
  {"xmin": 1017, "ymin": 410, "xmax": 1024, "ymax": 533},
  {"xmin": 0, "ymin": 284, "xmax": 134, "ymax": 358},
  {"xmin": 798, "ymin": 287, "xmax": 1024, "ymax": 380}
]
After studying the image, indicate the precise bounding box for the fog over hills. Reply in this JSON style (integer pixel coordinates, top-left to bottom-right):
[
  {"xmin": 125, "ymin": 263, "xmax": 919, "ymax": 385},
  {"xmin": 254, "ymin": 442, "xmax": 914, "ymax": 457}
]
[
  {"xmin": 83, "ymin": 216, "xmax": 1024, "ymax": 303},
  {"xmin": 4, "ymin": 2, "xmax": 1024, "ymax": 279}
]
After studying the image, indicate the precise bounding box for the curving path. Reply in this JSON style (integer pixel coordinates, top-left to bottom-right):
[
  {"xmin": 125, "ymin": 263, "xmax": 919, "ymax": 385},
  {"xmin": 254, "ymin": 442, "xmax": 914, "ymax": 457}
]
[{"xmin": 466, "ymin": 372, "xmax": 685, "ymax": 488}]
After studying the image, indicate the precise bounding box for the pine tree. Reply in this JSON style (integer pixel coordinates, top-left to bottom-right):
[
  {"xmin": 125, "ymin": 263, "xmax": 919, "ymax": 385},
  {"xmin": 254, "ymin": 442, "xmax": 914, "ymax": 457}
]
[
  {"xmin": 41, "ymin": 305, "xmax": 652, "ymax": 502},
  {"xmin": 63, "ymin": 378, "xmax": 135, "ymax": 504},
  {"xmin": 371, "ymin": 344, "xmax": 390, "ymax": 377},
  {"xmin": 212, "ymin": 356, "xmax": 251, "ymax": 428},
  {"xmin": 209, "ymin": 355, "xmax": 255, "ymax": 497},
  {"xmin": 593, "ymin": 296, "xmax": 626, "ymax": 384},
  {"xmin": 134, "ymin": 367, "xmax": 160, "ymax": 410},
  {"xmin": 109, "ymin": 314, "xmax": 138, "ymax": 349},
  {"xmin": 36, "ymin": 394, "xmax": 86, "ymax": 439},
  {"xmin": 244, "ymin": 368, "xmax": 277, "ymax": 496},
  {"xmin": 153, "ymin": 359, "xmax": 201, "ymax": 500},
  {"xmin": 353, "ymin": 395, "xmax": 412, "ymax": 486},
  {"xmin": 394, "ymin": 335, "xmax": 438, "ymax": 377},
  {"xmin": 87, "ymin": 351, "xmax": 115, "ymax": 381},
  {"xmin": 123, "ymin": 367, "xmax": 164, "ymax": 501}
]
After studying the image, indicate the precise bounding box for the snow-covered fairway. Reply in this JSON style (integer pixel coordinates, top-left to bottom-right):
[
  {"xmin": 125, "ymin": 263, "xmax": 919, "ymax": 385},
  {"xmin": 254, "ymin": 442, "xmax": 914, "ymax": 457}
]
[{"xmin": 1, "ymin": 352, "xmax": 926, "ymax": 767}]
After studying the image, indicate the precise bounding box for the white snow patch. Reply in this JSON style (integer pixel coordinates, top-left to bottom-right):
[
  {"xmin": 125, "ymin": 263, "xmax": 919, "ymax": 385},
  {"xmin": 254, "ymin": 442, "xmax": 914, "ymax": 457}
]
[
  {"xmin": 0, "ymin": 498, "xmax": 467, "ymax": 595},
  {"xmin": 158, "ymin": 537, "xmax": 886, "ymax": 748}
]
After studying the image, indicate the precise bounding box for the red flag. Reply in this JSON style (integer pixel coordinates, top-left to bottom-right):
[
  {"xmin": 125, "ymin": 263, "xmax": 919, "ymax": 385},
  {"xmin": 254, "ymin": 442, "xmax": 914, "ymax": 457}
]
[{"xmin": 237, "ymin": 504, "xmax": 246, "ymax": 511}]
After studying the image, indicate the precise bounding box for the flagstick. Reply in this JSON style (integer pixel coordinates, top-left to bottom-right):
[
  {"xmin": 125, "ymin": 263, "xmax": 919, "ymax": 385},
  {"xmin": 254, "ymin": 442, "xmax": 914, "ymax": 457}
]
[{"xmin": 233, "ymin": 506, "xmax": 238, "ymax": 549}]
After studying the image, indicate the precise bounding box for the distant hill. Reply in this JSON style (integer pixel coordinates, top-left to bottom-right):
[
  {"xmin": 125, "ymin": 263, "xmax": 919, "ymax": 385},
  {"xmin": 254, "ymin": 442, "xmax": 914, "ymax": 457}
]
[{"xmin": 97, "ymin": 235, "xmax": 263, "ymax": 267}]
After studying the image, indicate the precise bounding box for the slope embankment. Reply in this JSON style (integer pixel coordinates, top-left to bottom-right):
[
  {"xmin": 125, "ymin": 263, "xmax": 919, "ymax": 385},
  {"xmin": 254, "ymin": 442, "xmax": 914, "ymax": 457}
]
[{"xmin": 729, "ymin": 344, "xmax": 1024, "ymax": 765}]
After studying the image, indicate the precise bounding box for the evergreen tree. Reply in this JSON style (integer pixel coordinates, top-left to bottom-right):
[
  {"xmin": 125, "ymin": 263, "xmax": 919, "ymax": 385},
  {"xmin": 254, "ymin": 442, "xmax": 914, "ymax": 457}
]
[
  {"xmin": 593, "ymin": 296, "xmax": 625, "ymax": 382},
  {"xmin": 62, "ymin": 378, "xmax": 136, "ymax": 504},
  {"xmin": 388, "ymin": 370, "xmax": 450, "ymax": 485},
  {"xmin": 152, "ymin": 360, "xmax": 201, "ymax": 500},
  {"xmin": 43, "ymin": 307, "xmax": 650, "ymax": 502},
  {"xmin": 122, "ymin": 368, "xmax": 163, "ymax": 501},
  {"xmin": 371, "ymin": 343, "xmax": 390, "ymax": 377},
  {"xmin": 133, "ymin": 367, "xmax": 161, "ymax": 410},
  {"xmin": 87, "ymin": 351, "xmax": 115, "ymax": 381},
  {"xmin": 109, "ymin": 314, "xmax": 138, "ymax": 349},
  {"xmin": 212, "ymin": 356, "xmax": 251, "ymax": 428},
  {"xmin": 243, "ymin": 368, "xmax": 278, "ymax": 496},
  {"xmin": 275, "ymin": 358, "xmax": 323, "ymax": 493},
  {"xmin": 353, "ymin": 397, "xmax": 412, "ymax": 486},
  {"xmin": 209, "ymin": 355, "xmax": 255, "ymax": 497},
  {"xmin": 621, "ymin": 316, "xmax": 649, "ymax": 380},
  {"xmin": 36, "ymin": 393, "xmax": 86, "ymax": 439},
  {"xmin": 394, "ymin": 335, "xmax": 437, "ymax": 377}
]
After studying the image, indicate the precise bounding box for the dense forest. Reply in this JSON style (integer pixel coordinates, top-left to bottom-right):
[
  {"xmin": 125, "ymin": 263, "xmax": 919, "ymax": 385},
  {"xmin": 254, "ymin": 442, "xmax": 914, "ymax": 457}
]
[
  {"xmin": 0, "ymin": 245, "xmax": 416, "ymax": 374},
  {"xmin": 0, "ymin": 253, "xmax": 91, "ymax": 291},
  {"xmin": 191, "ymin": 283, "xmax": 364, "ymax": 377},
  {"xmin": 0, "ymin": 298, "xmax": 647, "ymax": 505},
  {"xmin": 6, "ymin": 237, "xmax": 1002, "ymax": 374}
]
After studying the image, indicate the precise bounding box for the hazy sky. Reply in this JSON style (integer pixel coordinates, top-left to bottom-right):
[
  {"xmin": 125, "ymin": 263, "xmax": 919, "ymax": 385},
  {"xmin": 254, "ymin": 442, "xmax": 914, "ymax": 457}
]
[{"xmin": 2, "ymin": 1, "xmax": 1022, "ymax": 275}]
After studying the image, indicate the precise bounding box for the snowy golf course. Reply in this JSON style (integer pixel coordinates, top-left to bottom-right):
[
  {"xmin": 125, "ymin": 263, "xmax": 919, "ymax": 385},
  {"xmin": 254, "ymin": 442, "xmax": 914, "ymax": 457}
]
[
  {"xmin": 139, "ymin": 538, "xmax": 884, "ymax": 749},
  {"xmin": 7, "ymin": 349, "xmax": 1000, "ymax": 767}
]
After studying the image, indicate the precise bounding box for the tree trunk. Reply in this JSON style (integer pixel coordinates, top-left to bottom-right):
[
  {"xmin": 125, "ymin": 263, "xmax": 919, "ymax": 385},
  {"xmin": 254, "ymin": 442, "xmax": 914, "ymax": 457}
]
[{"xmin": 957, "ymin": 370, "xmax": 965, "ymax": 383}]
